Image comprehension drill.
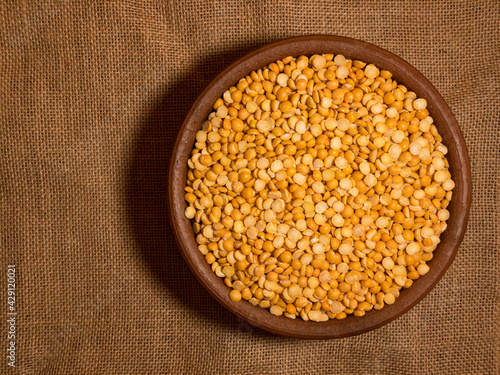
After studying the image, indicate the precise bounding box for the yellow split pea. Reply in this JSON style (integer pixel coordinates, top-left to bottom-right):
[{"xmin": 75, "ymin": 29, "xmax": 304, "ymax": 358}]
[{"xmin": 184, "ymin": 53, "xmax": 454, "ymax": 322}]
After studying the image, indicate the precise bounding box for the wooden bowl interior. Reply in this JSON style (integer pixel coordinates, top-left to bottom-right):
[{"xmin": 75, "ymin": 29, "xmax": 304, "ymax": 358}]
[{"xmin": 169, "ymin": 36, "xmax": 471, "ymax": 339}]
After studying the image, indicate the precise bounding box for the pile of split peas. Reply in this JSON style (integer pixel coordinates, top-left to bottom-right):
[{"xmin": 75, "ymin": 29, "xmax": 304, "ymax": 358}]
[{"xmin": 184, "ymin": 53, "xmax": 454, "ymax": 322}]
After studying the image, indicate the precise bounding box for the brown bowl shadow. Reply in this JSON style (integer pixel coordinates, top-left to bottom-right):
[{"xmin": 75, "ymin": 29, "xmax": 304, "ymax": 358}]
[{"xmin": 126, "ymin": 45, "xmax": 274, "ymax": 335}]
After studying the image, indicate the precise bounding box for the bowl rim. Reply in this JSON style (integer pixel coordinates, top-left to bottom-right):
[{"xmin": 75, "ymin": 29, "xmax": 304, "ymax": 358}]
[{"xmin": 169, "ymin": 35, "xmax": 472, "ymax": 339}]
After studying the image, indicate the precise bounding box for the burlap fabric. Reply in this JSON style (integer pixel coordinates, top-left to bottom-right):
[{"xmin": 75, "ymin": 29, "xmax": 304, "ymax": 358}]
[{"xmin": 1, "ymin": 1, "xmax": 498, "ymax": 374}]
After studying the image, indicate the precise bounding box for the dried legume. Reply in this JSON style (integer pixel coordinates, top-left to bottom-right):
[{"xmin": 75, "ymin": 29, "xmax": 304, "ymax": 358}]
[{"xmin": 184, "ymin": 54, "xmax": 454, "ymax": 322}]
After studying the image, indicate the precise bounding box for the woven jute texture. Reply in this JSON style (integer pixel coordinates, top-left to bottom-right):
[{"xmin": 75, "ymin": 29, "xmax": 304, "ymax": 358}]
[{"xmin": 1, "ymin": 1, "xmax": 498, "ymax": 374}]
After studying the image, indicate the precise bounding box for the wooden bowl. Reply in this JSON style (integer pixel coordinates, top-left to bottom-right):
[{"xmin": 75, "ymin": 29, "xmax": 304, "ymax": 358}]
[{"xmin": 169, "ymin": 35, "xmax": 471, "ymax": 339}]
